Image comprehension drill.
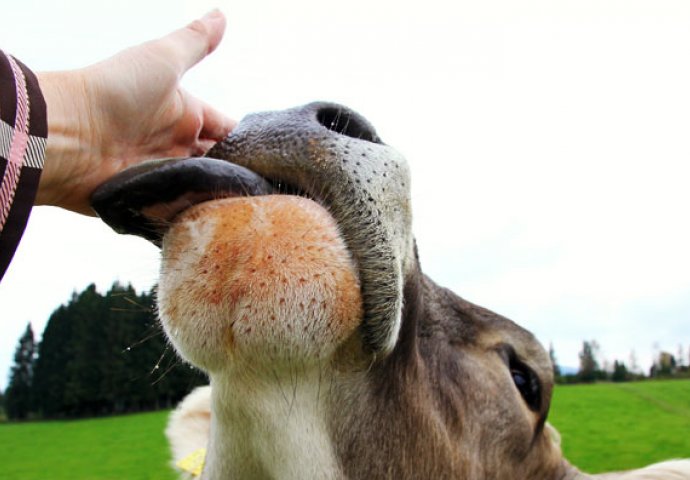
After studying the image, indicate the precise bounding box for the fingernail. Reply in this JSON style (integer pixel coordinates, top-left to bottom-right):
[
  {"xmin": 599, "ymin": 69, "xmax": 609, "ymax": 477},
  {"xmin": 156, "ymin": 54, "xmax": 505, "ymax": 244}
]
[{"xmin": 202, "ymin": 9, "xmax": 223, "ymax": 21}]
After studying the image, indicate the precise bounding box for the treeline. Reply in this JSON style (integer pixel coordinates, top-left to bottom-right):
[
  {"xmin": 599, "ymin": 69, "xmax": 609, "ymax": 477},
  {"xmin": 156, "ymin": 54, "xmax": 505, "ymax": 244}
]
[
  {"xmin": 3, "ymin": 283, "xmax": 206, "ymax": 420},
  {"xmin": 550, "ymin": 340, "xmax": 690, "ymax": 385},
  {"xmin": 4, "ymin": 283, "xmax": 688, "ymax": 419}
]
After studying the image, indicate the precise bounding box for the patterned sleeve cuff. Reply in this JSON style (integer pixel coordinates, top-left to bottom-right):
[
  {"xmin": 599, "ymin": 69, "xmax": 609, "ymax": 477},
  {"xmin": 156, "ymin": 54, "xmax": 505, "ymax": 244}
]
[{"xmin": 0, "ymin": 50, "xmax": 48, "ymax": 281}]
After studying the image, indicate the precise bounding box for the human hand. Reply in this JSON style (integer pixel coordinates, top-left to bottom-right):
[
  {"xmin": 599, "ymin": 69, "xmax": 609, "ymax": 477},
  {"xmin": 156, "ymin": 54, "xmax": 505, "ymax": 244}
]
[{"xmin": 35, "ymin": 10, "xmax": 236, "ymax": 215}]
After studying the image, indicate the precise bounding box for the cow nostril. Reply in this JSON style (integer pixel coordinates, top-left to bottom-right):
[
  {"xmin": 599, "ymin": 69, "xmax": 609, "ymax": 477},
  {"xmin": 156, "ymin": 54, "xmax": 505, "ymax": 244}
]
[{"xmin": 316, "ymin": 106, "xmax": 381, "ymax": 144}]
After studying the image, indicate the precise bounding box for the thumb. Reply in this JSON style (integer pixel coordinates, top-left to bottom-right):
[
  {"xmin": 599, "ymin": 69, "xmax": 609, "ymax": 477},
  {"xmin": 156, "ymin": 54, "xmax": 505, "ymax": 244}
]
[{"xmin": 162, "ymin": 10, "xmax": 227, "ymax": 74}]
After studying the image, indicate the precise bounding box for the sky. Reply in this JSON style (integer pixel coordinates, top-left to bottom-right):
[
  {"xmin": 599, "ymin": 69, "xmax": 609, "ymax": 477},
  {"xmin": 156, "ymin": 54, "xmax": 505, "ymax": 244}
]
[{"xmin": 1, "ymin": 0, "xmax": 690, "ymax": 389}]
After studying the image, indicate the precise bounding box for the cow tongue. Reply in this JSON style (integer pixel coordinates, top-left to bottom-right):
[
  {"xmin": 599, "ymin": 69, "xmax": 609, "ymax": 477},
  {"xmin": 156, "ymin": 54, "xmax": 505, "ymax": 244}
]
[{"xmin": 90, "ymin": 157, "xmax": 275, "ymax": 245}]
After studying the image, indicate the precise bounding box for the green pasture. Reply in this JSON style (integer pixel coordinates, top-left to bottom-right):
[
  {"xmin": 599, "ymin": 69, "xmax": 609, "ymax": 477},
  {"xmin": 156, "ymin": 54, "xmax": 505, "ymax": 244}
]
[
  {"xmin": 549, "ymin": 379, "xmax": 690, "ymax": 473},
  {"xmin": 0, "ymin": 379, "xmax": 688, "ymax": 478},
  {"xmin": 0, "ymin": 409, "xmax": 176, "ymax": 480}
]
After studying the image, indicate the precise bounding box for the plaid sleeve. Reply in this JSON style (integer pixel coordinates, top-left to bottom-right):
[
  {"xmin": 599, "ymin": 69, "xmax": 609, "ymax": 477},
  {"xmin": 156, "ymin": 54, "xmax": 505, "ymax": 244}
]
[{"xmin": 0, "ymin": 50, "xmax": 47, "ymax": 281}]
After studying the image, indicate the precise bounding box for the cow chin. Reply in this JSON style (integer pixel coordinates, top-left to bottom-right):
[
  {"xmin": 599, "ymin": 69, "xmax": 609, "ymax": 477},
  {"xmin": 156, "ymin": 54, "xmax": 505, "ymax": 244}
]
[{"xmin": 156, "ymin": 195, "xmax": 364, "ymax": 374}]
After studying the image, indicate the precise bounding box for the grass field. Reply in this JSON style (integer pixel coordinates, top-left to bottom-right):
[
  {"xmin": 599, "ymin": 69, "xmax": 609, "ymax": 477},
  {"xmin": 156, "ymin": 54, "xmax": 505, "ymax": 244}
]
[
  {"xmin": 0, "ymin": 409, "xmax": 176, "ymax": 480},
  {"xmin": 549, "ymin": 378, "xmax": 690, "ymax": 474},
  {"xmin": 0, "ymin": 379, "xmax": 688, "ymax": 478}
]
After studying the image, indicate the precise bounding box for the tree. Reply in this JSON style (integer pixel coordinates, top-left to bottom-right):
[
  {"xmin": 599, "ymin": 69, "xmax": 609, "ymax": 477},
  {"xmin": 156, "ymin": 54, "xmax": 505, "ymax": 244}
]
[
  {"xmin": 33, "ymin": 303, "xmax": 77, "ymax": 417},
  {"xmin": 677, "ymin": 344, "xmax": 686, "ymax": 369},
  {"xmin": 628, "ymin": 350, "xmax": 640, "ymax": 375},
  {"xmin": 4, "ymin": 323, "xmax": 36, "ymax": 420},
  {"xmin": 577, "ymin": 340, "xmax": 601, "ymax": 383},
  {"xmin": 611, "ymin": 360, "xmax": 629, "ymax": 382},
  {"xmin": 652, "ymin": 351, "xmax": 676, "ymax": 377},
  {"xmin": 548, "ymin": 343, "xmax": 561, "ymax": 381},
  {"xmin": 31, "ymin": 283, "xmax": 207, "ymax": 418},
  {"xmin": 61, "ymin": 284, "xmax": 108, "ymax": 416}
]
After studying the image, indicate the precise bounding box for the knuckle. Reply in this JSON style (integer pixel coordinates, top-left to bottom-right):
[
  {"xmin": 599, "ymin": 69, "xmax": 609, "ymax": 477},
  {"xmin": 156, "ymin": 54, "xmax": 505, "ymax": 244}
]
[{"xmin": 186, "ymin": 19, "xmax": 209, "ymax": 40}]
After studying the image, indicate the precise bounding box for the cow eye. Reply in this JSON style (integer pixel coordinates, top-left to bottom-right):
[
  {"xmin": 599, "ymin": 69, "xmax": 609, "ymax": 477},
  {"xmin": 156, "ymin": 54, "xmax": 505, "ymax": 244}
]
[
  {"xmin": 511, "ymin": 368, "xmax": 529, "ymax": 390},
  {"xmin": 510, "ymin": 358, "xmax": 541, "ymax": 412},
  {"xmin": 497, "ymin": 344, "xmax": 543, "ymax": 412}
]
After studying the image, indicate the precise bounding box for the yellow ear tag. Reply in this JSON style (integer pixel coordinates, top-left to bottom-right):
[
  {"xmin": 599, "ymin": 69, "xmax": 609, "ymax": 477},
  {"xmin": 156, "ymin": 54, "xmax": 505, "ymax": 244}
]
[{"xmin": 176, "ymin": 448, "xmax": 206, "ymax": 477}]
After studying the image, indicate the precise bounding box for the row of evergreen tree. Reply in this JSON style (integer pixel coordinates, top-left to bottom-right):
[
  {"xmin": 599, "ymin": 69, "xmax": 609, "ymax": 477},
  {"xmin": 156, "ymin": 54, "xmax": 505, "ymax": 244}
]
[{"xmin": 3, "ymin": 283, "xmax": 206, "ymax": 420}]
